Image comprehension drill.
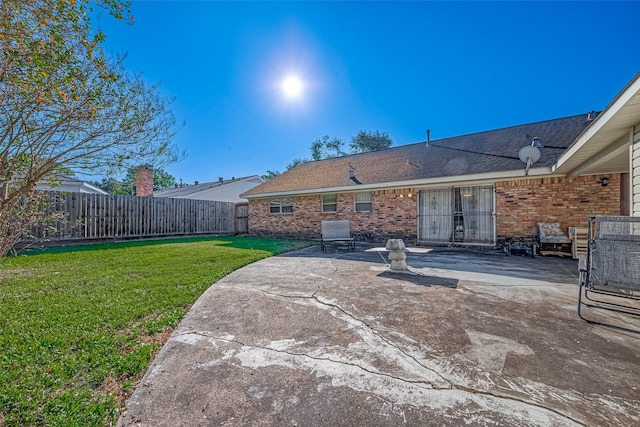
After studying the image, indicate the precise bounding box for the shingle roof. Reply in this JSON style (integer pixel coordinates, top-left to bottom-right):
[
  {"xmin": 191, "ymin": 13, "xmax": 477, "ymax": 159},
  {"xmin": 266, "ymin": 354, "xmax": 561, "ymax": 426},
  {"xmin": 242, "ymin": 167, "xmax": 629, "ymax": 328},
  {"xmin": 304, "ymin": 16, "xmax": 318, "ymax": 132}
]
[
  {"xmin": 36, "ymin": 174, "xmax": 108, "ymax": 195},
  {"xmin": 155, "ymin": 175, "xmax": 264, "ymax": 202},
  {"xmin": 243, "ymin": 113, "xmax": 595, "ymax": 197}
]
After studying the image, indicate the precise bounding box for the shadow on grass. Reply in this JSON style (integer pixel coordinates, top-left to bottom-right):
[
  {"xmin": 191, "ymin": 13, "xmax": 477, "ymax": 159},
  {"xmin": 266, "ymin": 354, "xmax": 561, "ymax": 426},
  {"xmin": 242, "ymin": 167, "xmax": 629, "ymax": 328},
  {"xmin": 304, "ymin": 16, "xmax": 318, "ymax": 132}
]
[{"xmin": 13, "ymin": 235, "xmax": 314, "ymax": 257}]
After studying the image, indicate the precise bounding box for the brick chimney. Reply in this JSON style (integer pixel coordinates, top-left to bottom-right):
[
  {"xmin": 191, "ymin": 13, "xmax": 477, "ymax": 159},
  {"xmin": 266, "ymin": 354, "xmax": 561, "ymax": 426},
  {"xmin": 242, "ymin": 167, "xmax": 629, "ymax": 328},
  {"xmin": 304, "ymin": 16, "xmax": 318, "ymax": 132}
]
[{"xmin": 135, "ymin": 164, "xmax": 154, "ymax": 197}]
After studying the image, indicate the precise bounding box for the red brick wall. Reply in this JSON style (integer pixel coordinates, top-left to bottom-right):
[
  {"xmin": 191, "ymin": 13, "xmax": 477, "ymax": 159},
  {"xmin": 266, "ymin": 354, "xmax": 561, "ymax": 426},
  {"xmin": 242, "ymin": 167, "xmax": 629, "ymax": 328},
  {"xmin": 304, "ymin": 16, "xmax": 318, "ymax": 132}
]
[
  {"xmin": 248, "ymin": 174, "xmax": 622, "ymax": 244},
  {"xmin": 136, "ymin": 165, "xmax": 154, "ymax": 197},
  {"xmin": 248, "ymin": 188, "xmax": 419, "ymax": 242},
  {"xmin": 496, "ymin": 174, "xmax": 621, "ymax": 239}
]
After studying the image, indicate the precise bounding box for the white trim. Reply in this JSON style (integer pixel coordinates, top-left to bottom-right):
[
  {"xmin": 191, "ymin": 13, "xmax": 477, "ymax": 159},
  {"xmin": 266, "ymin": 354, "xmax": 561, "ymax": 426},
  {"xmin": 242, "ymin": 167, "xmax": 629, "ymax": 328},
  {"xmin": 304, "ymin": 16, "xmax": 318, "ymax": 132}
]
[
  {"xmin": 553, "ymin": 73, "xmax": 640, "ymax": 173},
  {"xmin": 632, "ymin": 138, "xmax": 639, "ymax": 217},
  {"xmin": 322, "ymin": 194, "xmax": 338, "ymax": 213},
  {"xmin": 79, "ymin": 182, "xmax": 109, "ymax": 194},
  {"xmin": 244, "ymin": 167, "xmax": 554, "ymax": 199},
  {"xmin": 566, "ymin": 133, "xmax": 631, "ymax": 178},
  {"xmin": 354, "ymin": 191, "xmax": 372, "ymax": 212},
  {"xmin": 269, "ymin": 197, "xmax": 293, "ymax": 214}
]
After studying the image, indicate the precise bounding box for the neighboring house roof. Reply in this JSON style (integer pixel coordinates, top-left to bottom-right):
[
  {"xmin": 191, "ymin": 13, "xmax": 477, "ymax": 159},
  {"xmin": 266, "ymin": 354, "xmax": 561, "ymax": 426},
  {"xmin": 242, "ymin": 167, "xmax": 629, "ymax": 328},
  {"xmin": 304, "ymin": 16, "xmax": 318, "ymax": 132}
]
[
  {"xmin": 36, "ymin": 175, "xmax": 108, "ymax": 195},
  {"xmin": 243, "ymin": 113, "xmax": 595, "ymax": 198},
  {"xmin": 154, "ymin": 175, "xmax": 264, "ymax": 203}
]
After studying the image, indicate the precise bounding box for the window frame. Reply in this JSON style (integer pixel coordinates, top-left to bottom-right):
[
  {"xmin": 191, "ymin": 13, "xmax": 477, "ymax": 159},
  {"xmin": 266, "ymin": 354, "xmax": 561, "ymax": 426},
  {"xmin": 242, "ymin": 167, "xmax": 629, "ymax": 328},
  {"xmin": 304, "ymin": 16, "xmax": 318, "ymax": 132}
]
[
  {"xmin": 269, "ymin": 197, "xmax": 293, "ymax": 214},
  {"xmin": 322, "ymin": 194, "xmax": 338, "ymax": 213},
  {"xmin": 354, "ymin": 192, "xmax": 372, "ymax": 212}
]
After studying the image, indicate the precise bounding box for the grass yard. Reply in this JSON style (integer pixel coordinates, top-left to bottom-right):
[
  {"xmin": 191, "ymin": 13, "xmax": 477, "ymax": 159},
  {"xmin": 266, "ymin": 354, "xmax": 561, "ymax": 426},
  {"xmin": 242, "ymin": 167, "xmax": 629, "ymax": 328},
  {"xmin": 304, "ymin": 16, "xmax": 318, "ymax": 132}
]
[{"xmin": 0, "ymin": 236, "xmax": 311, "ymax": 426}]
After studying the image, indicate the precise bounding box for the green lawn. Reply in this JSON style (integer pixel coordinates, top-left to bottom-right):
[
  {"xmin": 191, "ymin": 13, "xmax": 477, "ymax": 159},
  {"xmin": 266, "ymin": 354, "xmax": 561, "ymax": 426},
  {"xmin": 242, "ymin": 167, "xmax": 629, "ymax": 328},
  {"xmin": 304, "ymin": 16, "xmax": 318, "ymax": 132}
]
[{"xmin": 0, "ymin": 236, "xmax": 311, "ymax": 426}]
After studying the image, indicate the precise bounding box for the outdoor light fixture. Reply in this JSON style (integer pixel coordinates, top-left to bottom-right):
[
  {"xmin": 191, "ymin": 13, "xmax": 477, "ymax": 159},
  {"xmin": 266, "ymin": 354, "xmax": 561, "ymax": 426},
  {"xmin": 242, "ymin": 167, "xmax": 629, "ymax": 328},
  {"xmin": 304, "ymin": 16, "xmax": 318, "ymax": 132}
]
[{"xmin": 599, "ymin": 177, "xmax": 610, "ymax": 187}]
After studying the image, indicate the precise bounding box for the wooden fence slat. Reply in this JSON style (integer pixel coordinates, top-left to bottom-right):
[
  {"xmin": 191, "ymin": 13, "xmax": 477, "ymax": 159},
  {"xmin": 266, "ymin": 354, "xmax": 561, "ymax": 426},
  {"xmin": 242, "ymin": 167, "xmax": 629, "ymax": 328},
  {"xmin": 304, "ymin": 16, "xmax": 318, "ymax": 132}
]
[{"xmin": 26, "ymin": 192, "xmax": 244, "ymax": 243}]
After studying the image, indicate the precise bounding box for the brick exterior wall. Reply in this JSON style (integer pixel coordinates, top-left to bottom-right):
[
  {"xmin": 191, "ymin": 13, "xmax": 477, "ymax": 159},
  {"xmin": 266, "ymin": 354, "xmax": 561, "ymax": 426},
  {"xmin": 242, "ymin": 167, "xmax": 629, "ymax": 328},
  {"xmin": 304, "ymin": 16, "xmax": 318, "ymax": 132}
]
[
  {"xmin": 248, "ymin": 174, "xmax": 622, "ymax": 245},
  {"xmin": 248, "ymin": 188, "xmax": 419, "ymax": 242},
  {"xmin": 136, "ymin": 165, "xmax": 154, "ymax": 197},
  {"xmin": 496, "ymin": 174, "xmax": 621, "ymax": 240}
]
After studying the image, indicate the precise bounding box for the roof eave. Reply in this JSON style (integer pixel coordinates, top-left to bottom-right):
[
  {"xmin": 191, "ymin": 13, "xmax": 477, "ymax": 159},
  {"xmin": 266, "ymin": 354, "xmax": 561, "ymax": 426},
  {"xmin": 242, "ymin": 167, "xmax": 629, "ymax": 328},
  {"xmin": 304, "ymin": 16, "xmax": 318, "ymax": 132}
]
[
  {"xmin": 243, "ymin": 167, "xmax": 554, "ymax": 198},
  {"xmin": 552, "ymin": 72, "xmax": 640, "ymax": 175}
]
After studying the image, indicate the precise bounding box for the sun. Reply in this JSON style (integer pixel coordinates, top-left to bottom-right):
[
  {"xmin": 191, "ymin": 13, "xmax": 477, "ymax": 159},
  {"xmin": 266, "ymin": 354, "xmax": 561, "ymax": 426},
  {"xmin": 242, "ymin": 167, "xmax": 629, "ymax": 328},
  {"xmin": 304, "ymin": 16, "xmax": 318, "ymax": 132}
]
[{"xmin": 281, "ymin": 75, "xmax": 303, "ymax": 98}]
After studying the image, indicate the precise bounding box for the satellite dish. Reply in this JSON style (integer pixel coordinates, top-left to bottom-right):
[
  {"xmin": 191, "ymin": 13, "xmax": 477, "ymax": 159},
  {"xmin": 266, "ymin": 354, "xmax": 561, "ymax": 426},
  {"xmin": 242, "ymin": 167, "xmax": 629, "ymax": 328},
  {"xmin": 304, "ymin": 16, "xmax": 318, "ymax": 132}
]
[
  {"xmin": 518, "ymin": 145, "xmax": 541, "ymax": 164},
  {"xmin": 518, "ymin": 145, "xmax": 541, "ymax": 176}
]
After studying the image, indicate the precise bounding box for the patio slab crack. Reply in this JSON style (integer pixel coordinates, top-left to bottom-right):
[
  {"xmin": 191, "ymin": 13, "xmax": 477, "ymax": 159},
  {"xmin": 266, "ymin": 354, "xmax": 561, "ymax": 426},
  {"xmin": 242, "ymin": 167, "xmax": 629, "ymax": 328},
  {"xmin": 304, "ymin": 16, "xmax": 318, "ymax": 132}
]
[
  {"xmin": 198, "ymin": 286, "xmax": 585, "ymax": 426},
  {"xmin": 197, "ymin": 331, "xmax": 448, "ymax": 389},
  {"xmin": 174, "ymin": 329, "xmax": 584, "ymax": 426}
]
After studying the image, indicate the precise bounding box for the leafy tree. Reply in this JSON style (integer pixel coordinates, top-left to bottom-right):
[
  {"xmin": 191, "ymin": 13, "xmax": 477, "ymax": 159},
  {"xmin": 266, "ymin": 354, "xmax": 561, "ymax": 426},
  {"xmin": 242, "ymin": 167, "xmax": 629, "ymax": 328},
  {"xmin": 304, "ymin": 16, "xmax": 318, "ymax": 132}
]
[
  {"xmin": 310, "ymin": 135, "xmax": 345, "ymax": 160},
  {"xmin": 57, "ymin": 166, "xmax": 76, "ymax": 177},
  {"xmin": 0, "ymin": 0, "xmax": 181, "ymax": 257},
  {"xmin": 151, "ymin": 168, "xmax": 177, "ymax": 191},
  {"xmin": 91, "ymin": 178, "xmax": 134, "ymax": 195},
  {"xmin": 350, "ymin": 130, "xmax": 393, "ymax": 153},
  {"xmin": 286, "ymin": 157, "xmax": 307, "ymax": 170},
  {"xmin": 272, "ymin": 130, "xmax": 390, "ymax": 179},
  {"xmin": 261, "ymin": 170, "xmax": 281, "ymax": 180},
  {"xmin": 92, "ymin": 167, "xmax": 176, "ymax": 195}
]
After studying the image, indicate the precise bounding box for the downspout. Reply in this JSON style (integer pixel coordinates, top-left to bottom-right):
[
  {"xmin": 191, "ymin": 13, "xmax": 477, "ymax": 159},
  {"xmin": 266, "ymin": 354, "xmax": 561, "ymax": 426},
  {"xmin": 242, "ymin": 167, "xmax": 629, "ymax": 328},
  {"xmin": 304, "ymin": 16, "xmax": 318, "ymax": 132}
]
[
  {"xmin": 415, "ymin": 190, "xmax": 420, "ymax": 242},
  {"xmin": 492, "ymin": 184, "xmax": 497, "ymax": 246},
  {"xmin": 632, "ymin": 126, "xmax": 640, "ymax": 216}
]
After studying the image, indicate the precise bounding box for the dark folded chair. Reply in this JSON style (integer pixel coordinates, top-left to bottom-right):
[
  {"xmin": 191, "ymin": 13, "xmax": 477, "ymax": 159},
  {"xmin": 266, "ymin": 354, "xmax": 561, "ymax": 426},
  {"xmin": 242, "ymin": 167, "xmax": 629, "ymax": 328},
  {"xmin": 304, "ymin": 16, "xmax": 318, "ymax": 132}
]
[{"xmin": 578, "ymin": 216, "xmax": 640, "ymax": 333}]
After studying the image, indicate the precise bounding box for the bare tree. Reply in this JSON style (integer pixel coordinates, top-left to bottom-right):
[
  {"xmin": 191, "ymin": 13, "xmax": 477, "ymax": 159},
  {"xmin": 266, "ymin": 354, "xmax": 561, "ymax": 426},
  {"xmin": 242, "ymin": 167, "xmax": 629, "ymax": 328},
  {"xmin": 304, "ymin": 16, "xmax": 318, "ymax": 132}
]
[
  {"xmin": 0, "ymin": 0, "xmax": 180, "ymax": 257},
  {"xmin": 0, "ymin": 191, "xmax": 61, "ymax": 257}
]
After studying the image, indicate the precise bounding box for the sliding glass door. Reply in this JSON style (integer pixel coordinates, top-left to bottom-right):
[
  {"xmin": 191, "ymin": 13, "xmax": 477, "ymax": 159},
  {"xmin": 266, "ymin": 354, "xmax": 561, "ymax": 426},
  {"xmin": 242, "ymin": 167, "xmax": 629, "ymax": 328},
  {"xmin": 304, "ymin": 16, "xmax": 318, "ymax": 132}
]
[
  {"xmin": 418, "ymin": 188, "xmax": 453, "ymax": 242},
  {"xmin": 418, "ymin": 185, "xmax": 495, "ymax": 245}
]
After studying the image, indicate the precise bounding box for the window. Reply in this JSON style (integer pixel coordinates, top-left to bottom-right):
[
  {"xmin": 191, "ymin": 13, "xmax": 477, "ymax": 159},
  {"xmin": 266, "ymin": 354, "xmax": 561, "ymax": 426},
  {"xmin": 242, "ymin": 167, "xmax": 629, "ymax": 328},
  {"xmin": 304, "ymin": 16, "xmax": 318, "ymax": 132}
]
[
  {"xmin": 269, "ymin": 197, "xmax": 293, "ymax": 214},
  {"xmin": 322, "ymin": 194, "xmax": 337, "ymax": 213},
  {"xmin": 355, "ymin": 192, "xmax": 372, "ymax": 212}
]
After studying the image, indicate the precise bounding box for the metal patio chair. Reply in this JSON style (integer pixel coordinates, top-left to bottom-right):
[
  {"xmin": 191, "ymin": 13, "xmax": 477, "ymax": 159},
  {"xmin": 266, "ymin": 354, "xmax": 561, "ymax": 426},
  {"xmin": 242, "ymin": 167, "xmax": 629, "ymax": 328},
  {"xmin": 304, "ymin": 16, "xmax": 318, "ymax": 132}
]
[
  {"xmin": 578, "ymin": 216, "xmax": 640, "ymax": 332},
  {"xmin": 320, "ymin": 220, "xmax": 355, "ymax": 252}
]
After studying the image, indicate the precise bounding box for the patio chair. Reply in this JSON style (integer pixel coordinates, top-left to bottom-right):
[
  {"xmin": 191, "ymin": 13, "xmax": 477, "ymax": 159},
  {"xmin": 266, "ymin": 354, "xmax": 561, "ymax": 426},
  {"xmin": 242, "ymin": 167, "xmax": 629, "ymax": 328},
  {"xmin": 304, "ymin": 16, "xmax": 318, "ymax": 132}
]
[
  {"xmin": 578, "ymin": 216, "xmax": 640, "ymax": 332},
  {"xmin": 320, "ymin": 220, "xmax": 355, "ymax": 252},
  {"xmin": 536, "ymin": 222, "xmax": 572, "ymax": 256},
  {"xmin": 568, "ymin": 226, "xmax": 588, "ymax": 260}
]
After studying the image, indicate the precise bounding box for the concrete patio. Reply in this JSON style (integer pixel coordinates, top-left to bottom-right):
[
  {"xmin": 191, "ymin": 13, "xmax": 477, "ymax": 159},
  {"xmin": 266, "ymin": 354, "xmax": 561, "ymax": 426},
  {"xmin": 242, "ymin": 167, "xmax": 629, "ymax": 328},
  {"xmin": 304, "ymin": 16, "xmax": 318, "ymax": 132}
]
[{"xmin": 118, "ymin": 244, "xmax": 640, "ymax": 426}]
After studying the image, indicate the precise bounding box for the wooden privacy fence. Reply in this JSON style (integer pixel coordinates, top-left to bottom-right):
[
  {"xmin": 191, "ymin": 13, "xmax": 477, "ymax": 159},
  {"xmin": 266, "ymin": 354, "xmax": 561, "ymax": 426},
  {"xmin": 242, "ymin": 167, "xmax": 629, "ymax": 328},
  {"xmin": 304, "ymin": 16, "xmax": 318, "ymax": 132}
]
[
  {"xmin": 235, "ymin": 203, "xmax": 249, "ymax": 234},
  {"xmin": 29, "ymin": 192, "xmax": 247, "ymax": 242}
]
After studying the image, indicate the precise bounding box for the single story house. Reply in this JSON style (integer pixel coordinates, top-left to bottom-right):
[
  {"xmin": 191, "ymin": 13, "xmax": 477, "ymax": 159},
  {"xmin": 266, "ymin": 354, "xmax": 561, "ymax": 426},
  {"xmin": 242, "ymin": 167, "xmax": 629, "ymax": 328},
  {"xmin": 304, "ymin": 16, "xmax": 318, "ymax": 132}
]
[
  {"xmin": 242, "ymin": 73, "xmax": 640, "ymax": 246},
  {"xmin": 36, "ymin": 174, "xmax": 108, "ymax": 195},
  {"xmin": 154, "ymin": 175, "xmax": 264, "ymax": 203}
]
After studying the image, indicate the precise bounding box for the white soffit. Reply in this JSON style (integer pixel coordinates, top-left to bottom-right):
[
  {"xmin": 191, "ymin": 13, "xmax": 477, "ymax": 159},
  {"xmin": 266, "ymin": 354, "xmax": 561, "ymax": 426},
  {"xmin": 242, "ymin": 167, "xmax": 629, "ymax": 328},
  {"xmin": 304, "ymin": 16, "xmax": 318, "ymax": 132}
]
[
  {"xmin": 553, "ymin": 73, "xmax": 640, "ymax": 176},
  {"xmin": 243, "ymin": 167, "xmax": 553, "ymax": 199}
]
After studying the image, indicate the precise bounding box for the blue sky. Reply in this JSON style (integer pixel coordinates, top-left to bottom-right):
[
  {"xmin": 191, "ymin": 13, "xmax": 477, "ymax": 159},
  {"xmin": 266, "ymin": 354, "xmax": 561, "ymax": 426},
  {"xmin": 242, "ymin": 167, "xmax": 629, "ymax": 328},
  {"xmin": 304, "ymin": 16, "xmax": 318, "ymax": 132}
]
[{"xmin": 97, "ymin": 1, "xmax": 640, "ymax": 184}]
